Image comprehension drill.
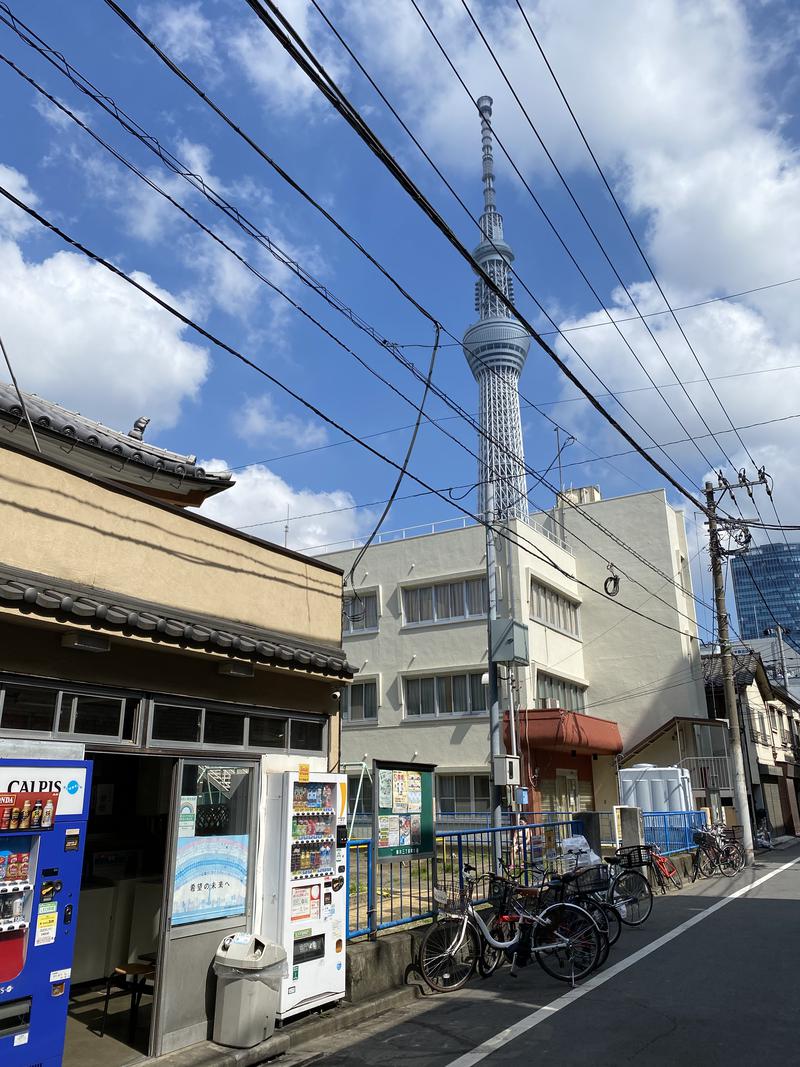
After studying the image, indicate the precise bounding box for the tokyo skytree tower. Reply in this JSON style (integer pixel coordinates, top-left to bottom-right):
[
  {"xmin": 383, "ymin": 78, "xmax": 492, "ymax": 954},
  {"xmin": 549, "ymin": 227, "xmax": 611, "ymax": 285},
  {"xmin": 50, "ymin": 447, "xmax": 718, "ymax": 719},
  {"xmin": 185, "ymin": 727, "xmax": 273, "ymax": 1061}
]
[{"xmin": 463, "ymin": 96, "xmax": 531, "ymax": 522}]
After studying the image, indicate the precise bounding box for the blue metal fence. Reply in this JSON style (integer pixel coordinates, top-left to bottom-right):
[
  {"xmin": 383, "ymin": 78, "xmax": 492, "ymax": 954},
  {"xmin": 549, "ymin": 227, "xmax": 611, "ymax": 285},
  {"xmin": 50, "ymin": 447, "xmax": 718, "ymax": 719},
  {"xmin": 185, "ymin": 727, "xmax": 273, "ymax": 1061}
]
[
  {"xmin": 642, "ymin": 810, "xmax": 705, "ymax": 855},
  {"xmin": 346, "ymin": 817, "xmax": 582, "ymax": 940}
]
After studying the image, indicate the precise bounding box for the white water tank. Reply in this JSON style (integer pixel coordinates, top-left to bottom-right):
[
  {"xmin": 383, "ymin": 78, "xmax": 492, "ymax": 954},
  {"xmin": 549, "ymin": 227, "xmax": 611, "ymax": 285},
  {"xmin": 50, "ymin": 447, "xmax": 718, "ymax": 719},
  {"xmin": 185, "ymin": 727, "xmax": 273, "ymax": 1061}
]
[{"xmin": 618, "ymin": 764, "xmax": 692, "ymax": 812}]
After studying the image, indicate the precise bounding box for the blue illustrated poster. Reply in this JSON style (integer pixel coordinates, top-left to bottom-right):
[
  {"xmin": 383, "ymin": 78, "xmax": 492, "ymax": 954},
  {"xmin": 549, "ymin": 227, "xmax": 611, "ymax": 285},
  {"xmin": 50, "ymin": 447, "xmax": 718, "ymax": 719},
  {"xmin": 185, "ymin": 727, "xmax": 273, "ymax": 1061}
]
[{"xmin": 172, "ymin": 834, "xmax": 248, "ymax": 925}]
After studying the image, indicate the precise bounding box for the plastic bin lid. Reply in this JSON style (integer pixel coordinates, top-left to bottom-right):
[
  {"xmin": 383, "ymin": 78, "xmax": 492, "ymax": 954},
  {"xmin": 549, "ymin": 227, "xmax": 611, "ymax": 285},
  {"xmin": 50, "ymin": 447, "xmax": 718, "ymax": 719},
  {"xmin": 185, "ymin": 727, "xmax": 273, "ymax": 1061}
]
[{"xmin": 215, "ymin": 933, "xmax": 287, "ymax": 970}]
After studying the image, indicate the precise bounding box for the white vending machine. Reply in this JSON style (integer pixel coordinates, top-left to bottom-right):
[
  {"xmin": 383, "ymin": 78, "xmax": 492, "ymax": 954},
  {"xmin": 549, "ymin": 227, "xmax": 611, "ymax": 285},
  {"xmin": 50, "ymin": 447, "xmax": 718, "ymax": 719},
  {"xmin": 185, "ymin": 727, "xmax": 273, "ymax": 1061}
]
[{"xmin": 260, "ymin": 770, "xmax": 348, "ymax": 1020}]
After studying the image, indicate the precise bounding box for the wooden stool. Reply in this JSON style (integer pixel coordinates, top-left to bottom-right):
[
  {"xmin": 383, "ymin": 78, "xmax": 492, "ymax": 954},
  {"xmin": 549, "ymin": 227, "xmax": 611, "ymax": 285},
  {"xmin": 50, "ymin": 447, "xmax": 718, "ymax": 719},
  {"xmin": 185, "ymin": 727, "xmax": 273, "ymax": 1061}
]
[{"xmin": 99, "ymin": 962, "xmax": 155, "ymax": 1040}]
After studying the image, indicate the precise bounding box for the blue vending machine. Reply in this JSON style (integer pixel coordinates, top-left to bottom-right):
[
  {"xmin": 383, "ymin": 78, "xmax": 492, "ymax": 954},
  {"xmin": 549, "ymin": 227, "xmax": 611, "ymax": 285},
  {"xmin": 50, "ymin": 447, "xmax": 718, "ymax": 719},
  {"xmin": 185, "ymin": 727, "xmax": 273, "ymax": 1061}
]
[{"xmin": 0, "ymin": 758, "xmax": 92, "ymax": 1067}]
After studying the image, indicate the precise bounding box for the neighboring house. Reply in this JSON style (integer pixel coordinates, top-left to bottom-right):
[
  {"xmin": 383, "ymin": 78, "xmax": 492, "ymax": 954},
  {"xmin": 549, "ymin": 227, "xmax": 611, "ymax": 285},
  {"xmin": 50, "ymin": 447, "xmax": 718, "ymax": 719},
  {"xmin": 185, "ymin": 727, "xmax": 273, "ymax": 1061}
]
[
  {"xmin": 320, "ymin": 484, "xmax": 708, "ymax": 822},
  {"xmin": 703, "ymin": 649, "xmax": 800, "ymax": 837},
  {"xmin": 1, "ymin": 420, "xmax": 351, "ymax": 1058}
]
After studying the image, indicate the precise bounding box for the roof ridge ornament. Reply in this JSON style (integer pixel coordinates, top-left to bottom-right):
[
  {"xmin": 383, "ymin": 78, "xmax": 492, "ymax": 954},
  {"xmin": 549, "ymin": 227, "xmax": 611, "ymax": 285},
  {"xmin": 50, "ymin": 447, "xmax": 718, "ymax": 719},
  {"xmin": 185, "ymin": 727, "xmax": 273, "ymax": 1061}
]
[{"xmin": 128, "ymin": 415, "xmax": 150, "ymax": 440}]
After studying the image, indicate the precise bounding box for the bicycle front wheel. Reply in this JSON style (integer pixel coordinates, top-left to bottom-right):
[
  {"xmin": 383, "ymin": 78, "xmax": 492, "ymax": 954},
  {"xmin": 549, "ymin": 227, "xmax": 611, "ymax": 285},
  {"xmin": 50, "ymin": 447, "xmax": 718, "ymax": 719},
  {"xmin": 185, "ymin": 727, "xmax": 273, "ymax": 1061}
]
[
  {"xmin": 698, "ymin": 847, "xmax": 716, "ymax": 878},
  {"xmin": 610, "ymin": 869, "xmax": 653, "ymax": 925},
  {"xmin": 533, "ymin": 903, "xmax": 602, "ymax": 983},
  {"xmin": 419, "ymin": 919, "xmax": 479, "ymax": 992},
  {"xmin": 718, "ymin": 845, "xmax": 740, "ymax": 877}
]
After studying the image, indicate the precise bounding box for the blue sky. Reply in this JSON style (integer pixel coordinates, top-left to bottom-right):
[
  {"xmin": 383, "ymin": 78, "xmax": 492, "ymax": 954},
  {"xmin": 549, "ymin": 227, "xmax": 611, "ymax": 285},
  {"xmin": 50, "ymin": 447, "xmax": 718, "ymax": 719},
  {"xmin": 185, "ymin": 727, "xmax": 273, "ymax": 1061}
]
[{"xmin": 2, "ymin": 0, "xmax": 800, "ymax": 639}]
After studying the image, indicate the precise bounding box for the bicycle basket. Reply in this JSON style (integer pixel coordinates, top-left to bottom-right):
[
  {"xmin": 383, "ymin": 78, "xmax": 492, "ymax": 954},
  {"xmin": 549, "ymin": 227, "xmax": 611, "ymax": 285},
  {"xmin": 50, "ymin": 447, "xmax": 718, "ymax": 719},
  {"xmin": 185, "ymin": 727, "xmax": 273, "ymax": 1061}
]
[
  {"xmin": 571, "ymin": 863, "xmax": 611, "ymax": 894},
  {"xmin": 432, "ymin": 878, "xmax": 471, "ymax": 913},
  {"xmin": 488, "ymin": 875, "xmax": 512, "ymax": 910},
  {"xmin": 692, "ymin": 829, "xmax": 714, "ymax": 847},
  {"xmin": 615, "ymin": 845, "xmax": 652, "ymax": 868}
]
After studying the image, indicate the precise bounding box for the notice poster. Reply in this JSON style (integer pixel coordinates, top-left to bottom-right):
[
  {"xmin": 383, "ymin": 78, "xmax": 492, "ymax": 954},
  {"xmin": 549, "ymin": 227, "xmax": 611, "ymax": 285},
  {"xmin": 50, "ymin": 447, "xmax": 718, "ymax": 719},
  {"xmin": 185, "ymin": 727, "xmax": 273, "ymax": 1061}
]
[
  {"xmin": 378, "ymin": 814, "xmax": 399, "ymax": 848},
  {"xmin": 399, "ymin": 816, "xmax": 411, "ymax": 847},
  {"xmin": 392, "ymin": 770, "xmax": 408, "ymax": 813},
  {"xmin": 373, "ymin": 760, "xmax": 436, "ymax": 863},
  {"xmin": 407, "ymin": 772, "xmax": 422, "ymax": 813},
  {"xmin": 378, "ymin": 769, "xmax": 393, "ymax": 809},
  {"xmin": 172, "ymin": 834, "xmax": 248, "ymax": 925},
  {"xmin": 291, "ymin": 885, "xmax": 311, "ymax": 921},
  {"xmin": 177, "ymin": 796, "xmax": 197, "ymax": 838}
]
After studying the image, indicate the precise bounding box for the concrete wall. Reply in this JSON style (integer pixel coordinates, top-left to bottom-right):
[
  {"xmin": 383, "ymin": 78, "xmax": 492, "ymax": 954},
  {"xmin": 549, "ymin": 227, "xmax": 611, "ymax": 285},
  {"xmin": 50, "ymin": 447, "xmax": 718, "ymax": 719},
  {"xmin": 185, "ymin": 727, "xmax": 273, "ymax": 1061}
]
[
  {"xmin": 537, "ymin": 491, "xmax": 707, "ymax": 750},
  {"xmin": 1, "ymin": 446, "xmax": 344, "ymax": 646},
  {"xmin": 320, "ymin": 521, "xmax": 588, "ymax": 775}
]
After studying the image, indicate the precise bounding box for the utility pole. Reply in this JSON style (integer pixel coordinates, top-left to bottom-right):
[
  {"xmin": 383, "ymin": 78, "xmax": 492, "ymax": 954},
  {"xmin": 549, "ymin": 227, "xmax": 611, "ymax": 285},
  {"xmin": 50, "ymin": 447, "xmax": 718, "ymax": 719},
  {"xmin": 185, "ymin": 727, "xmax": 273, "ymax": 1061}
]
[
  {"xmin": 485, "ymin": 482, "xmax": 504, "ymax": 862},
  {"xmin": 705, "ymin": 480, "xmax": 755, "ymax": 864},
  {"xmin": 767, "ymin": 624, "xmax": 789, "ymax": 690}
]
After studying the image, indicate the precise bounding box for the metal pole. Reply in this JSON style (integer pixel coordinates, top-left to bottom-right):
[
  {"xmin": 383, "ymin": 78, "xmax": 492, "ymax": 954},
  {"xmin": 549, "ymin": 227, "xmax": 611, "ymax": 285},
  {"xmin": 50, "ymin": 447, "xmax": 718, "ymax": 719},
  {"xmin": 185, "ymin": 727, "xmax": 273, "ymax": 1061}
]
[
  {"xmin": 775, "ymin": 625, "xmax": 788, "ymax": 691},
  {"xmin": 485, "ymin": 483, "xmax": 504, "ymax": 864},
  {"xmin": 705, "ymin": 480, "xmax": 755, "ymax": 864}
]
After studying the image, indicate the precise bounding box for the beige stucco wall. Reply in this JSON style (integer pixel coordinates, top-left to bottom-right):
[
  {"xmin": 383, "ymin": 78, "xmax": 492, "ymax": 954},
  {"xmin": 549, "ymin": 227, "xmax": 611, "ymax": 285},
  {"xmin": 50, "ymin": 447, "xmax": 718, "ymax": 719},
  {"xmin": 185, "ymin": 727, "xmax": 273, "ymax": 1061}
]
[
  {"xmin": 537, "ymin": 491, "xmax": 707, "ymax": 749},
  {"xmin": 1, "ymin": 446, "xmax": 343, "ymax": 646},
  {"xmin": 320, "ymin": 520, "xmax": 588, "ymax": 773}
]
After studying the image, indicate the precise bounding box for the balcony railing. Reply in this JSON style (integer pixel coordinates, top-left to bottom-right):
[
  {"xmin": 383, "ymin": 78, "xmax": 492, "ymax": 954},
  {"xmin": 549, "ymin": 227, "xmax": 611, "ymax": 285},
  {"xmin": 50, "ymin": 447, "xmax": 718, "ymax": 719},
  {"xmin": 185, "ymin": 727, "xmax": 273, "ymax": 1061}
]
[{"xmin": 680, "ymin": 755, "xmax": 733, "ymax": 792}]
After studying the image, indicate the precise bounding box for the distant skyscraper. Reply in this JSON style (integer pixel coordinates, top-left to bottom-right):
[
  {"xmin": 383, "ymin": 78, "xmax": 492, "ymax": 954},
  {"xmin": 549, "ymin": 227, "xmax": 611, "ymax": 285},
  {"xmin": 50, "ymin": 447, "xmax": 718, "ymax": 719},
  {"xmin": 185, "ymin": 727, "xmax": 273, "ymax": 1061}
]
[
  {"xmin": 731, "ymin": 543, "xmax": 800, "ymax": 639},
  {"xmin": 463, "ymin": 96, "xmax": 531, "ymax": 522}
]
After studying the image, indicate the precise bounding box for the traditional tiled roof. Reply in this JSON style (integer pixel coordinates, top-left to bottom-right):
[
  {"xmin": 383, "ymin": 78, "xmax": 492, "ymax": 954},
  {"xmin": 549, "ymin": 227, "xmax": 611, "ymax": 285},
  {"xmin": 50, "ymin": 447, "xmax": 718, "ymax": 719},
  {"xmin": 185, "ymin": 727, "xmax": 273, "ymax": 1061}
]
[
  {"xmin": 0, "ymin": 382, "xmax": 232, "ymax": 500},
  {"xmin": 0, "ymin": 564, "xmax": 353, "ymax": 679},
  {"xmin": 701, "ymin": 649, "xmax": 760, "ymax": 690}
]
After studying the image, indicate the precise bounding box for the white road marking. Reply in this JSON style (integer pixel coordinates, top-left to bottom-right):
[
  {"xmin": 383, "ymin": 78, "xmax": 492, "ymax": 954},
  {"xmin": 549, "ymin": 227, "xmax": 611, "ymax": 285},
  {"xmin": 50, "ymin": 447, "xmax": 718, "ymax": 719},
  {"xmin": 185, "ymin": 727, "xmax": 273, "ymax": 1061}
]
[{"xmin": 444, "ymin": 854, "xmax": 800, "ymax": 1067}]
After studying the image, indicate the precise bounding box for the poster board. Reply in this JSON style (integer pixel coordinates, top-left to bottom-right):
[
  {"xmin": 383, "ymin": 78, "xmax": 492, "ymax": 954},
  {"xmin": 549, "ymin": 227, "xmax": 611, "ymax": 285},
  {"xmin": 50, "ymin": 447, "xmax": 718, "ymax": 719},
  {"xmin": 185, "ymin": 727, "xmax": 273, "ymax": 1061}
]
[{"xmin": 372, "ymin": 760, "xmax": 435, "ymax": 863}]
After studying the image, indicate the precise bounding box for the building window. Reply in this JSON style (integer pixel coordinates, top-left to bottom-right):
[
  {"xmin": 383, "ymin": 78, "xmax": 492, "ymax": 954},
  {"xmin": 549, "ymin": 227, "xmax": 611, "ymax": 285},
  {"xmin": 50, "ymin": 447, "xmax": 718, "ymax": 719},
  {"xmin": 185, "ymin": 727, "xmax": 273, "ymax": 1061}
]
[
  {"xmin": 0, "ymin": 680, "xmax": 139, "ymax": 741},
  {"xmin": 150, "ymin": 701, "xmax": 325, "ymax": 753},
  {"xmin": 342, "ymin": 681, "xmax": 378, "ymax": 722},
  {"xmin": 437, "ymin": 774, "xmax": 490, "ymax": 814},
  {"xmin": 0, "ymin": 683, "xmax": 58, "ymax": 733},
  {"xmin": 347, "ymin": 774, "xmax": 373, "ymax": 819},
  {"xmin": 402, "ymin": 577, "xmax": 487, "ymax": 625},
  {"xmin": 405, "ymin": 672, "xmax": 487, "ymax": 718},
  {"xmin": 536, "ymin": 672, "xmax": 586, "ymax": 712},
  {"xmin": 530, "ymin": 579, "xmax": 580, "ymax": 637},
  {"xmin": 343, "ymin": 592, "xmax": 378, "ymax": 633}
]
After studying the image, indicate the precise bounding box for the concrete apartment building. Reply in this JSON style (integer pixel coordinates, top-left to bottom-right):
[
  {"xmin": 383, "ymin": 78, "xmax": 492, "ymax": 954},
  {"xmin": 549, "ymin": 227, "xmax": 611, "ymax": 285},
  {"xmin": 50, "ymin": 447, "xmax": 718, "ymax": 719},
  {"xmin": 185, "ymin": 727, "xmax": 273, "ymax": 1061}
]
[{"xmin": 319, "ymin": 485, "xmax": 707, "ymax": 819}]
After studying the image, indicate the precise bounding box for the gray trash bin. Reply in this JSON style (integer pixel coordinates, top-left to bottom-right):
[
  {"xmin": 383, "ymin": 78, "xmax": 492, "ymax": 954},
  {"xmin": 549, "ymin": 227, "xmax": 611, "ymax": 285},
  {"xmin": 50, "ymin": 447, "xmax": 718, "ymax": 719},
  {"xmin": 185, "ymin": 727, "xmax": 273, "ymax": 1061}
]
[{"xmin": 213, "ymin": 933, "xmax": 287, "ymax": 1048}]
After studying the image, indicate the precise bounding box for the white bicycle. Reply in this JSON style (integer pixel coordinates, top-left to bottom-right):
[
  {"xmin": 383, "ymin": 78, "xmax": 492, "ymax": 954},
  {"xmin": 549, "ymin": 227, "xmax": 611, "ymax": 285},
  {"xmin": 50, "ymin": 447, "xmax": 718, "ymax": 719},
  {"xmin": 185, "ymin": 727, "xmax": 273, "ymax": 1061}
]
[{"xmin": 419, "ymin": 863, "xmax": 603, "ymax": 990}]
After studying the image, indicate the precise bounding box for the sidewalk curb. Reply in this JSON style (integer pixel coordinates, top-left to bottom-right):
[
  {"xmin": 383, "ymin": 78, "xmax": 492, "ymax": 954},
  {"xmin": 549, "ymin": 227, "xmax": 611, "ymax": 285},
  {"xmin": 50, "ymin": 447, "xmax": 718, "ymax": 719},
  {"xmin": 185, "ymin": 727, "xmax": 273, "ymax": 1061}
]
[{"xmin": 143, "ymin": 986, "xmax": 421, "ymax": 1067}]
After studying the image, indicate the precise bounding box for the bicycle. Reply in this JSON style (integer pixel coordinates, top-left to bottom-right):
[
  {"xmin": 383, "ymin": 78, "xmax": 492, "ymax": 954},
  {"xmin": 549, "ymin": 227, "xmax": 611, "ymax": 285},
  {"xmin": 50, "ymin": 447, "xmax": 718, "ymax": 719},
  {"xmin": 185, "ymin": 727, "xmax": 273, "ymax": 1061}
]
[
  {"xmin": 418, "ymin": 863, "xmax": 603, "ymax": 991},
  {"xmin": 648, "ymin": 843, "xmax": 683, "ymax": 893},
  {"xmin": 604, "ymin": 846, "xmax": 654, "ymax": 924},
  {"xmin": 690, "ymin": 827, "xmax": 739, "ymax": 880},
  {"xmin": 481, "ymin": 856, "xmax": 619, "ymax": 974}
]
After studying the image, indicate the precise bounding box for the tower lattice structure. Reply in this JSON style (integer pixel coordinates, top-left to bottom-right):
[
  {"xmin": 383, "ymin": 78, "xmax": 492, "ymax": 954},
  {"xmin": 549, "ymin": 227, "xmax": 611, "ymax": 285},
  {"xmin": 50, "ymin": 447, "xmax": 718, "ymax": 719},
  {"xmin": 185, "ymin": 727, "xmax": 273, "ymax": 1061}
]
[{"xmin": 463, "ymin": 96, "xmax": 531, "ymax": 522}]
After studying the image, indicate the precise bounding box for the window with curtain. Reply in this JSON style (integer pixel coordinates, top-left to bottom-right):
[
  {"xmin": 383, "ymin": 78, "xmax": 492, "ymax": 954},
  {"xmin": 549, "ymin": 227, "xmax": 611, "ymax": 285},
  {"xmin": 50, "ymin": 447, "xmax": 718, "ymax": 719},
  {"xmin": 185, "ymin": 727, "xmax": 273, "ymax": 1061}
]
[
  {"xmin": 530, "ymin": 578, "xmax": 580, "ymax": 637},
  {"xmin": 342, "ymin": 680, "xmax": 378, "ymax": 722},
  {"xmin": 405, "ymin": 672, "xmax": 487, "ymax": 717},
  {"xmin": 343, "ymin": 592, "xmax": 378, "ymax": 633},
  {"xmin": 402, "ymin": 576, "xmax": 487, "ymax": 625},
  {"xmin": 535, "ymin": 672, "xmax": 586, "ymax": 712}
]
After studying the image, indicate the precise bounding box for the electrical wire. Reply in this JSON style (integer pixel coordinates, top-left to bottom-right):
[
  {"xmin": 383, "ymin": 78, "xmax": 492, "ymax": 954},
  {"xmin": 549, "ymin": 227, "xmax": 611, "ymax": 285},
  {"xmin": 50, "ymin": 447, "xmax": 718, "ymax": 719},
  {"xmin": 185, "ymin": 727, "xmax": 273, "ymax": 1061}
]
[
  {"xmin": 0, "ymin": 179, "xmax": 713, "ymax": 642},
  {"xmin": 516, "ymin": 0, "xmax": 793, "ymax": 549},
  {"xmin": 141, "ymin": 0, "xmax": 712, "ymax": 511},
  {"xmin": 0, "ymin": 45, "xmax": 723, "ymax": 632}
]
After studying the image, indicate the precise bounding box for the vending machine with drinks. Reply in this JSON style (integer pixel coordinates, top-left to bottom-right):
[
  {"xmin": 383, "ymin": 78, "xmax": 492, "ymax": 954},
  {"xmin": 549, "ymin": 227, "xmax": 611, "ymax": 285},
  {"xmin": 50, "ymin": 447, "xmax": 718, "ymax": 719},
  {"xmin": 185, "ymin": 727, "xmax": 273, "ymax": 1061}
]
[
  {"xmin": 0, "ymin": 758, "xmax": 92, "ymax": 1067},
  {"xmin": 260, "ymin": 770, "xmax": 347, "ymax": 1020}
]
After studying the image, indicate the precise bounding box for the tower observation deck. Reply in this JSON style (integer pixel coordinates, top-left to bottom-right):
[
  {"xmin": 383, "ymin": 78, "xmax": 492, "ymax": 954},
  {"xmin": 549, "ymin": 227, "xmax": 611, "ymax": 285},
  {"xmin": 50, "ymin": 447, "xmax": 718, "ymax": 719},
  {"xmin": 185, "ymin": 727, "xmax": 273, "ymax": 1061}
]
[{"xmin": 462, "ymin": 96, "xmax": 531, "ymax": 522}]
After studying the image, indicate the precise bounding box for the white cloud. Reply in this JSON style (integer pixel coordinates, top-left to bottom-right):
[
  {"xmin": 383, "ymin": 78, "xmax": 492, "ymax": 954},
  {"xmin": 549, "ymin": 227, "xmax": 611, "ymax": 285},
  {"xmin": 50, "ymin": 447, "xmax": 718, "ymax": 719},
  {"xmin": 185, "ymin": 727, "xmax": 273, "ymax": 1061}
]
[
  {"xmin": 138, "ymin": 2, "xmax": 221, "ymax": 75},
  {"xmin": 0, "ymin": 233, "xmax": 210, "ymax": 431},
  {"xmin": 237, "ymin": 393, "xmax": 328, "ymax": 448},
  {"xmin": 198, "ymin": 459, "xmax": 368, "ymax": 552},
  {"xmin": 0, "ymin": 164, "xmax": 39, "ymax": 239}
]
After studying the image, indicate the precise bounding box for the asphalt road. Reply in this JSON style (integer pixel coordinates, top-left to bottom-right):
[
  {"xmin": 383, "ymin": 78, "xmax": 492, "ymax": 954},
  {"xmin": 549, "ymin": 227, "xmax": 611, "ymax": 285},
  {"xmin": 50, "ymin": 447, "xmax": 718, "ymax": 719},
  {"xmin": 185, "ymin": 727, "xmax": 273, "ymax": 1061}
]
[{"xmin": 293, "ymin": 845, "xmax": 800, "ymax": 1067}]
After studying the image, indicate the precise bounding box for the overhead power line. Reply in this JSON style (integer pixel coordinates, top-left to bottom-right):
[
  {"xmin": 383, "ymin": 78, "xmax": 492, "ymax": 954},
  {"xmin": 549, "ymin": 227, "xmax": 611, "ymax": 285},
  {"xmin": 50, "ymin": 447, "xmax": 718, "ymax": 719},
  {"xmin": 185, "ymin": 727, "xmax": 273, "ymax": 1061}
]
[
  {"xmin": 0, "ymin": 179, "xmax": 713, "ymax": 642},
  {"xmin": 102, "ymin": 0, "xmax": 712, "ymax": 513},
  {"xmin": 0, "ymin": 43, "xmax": 719, "ymax": 634}
]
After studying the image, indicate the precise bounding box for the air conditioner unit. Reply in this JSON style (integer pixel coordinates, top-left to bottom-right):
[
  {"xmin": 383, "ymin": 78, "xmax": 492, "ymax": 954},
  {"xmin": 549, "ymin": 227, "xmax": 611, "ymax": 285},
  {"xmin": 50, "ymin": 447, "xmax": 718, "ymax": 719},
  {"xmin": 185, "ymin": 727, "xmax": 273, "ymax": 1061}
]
[{"xmin": 545, "ymin": 698, "xmax": 560, "ymax": 709}]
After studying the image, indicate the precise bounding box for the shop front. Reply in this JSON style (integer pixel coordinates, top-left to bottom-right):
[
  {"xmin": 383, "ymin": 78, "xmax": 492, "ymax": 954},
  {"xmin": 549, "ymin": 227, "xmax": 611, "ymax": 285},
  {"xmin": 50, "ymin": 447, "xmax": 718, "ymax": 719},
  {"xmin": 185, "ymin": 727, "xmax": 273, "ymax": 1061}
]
[{"xmin": 0, "ymin": 437, "xmax": 353, "ymax": 1065}]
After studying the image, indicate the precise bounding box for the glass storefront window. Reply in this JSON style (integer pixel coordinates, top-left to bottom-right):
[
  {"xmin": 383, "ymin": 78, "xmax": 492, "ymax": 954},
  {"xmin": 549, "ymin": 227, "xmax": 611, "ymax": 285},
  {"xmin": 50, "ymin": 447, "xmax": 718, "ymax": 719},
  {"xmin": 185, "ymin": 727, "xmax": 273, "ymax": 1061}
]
[
  {"xmin": 172, "ymin": 763, "xmax": 252, "ymax": 927},
  {"xmin": 248, "ymin": 716, "xmax": 286, "ymax": 749},
  {"xmin": 0, "ymin": 684, "xmax": 58, "ymax": 732},
  {"xmin": 152, "ymin": 704, "xmax": 203, "ymax": 743},
  {"xmin": 290, "ymin": 719, "xmax": 324, "ymax": 752}
]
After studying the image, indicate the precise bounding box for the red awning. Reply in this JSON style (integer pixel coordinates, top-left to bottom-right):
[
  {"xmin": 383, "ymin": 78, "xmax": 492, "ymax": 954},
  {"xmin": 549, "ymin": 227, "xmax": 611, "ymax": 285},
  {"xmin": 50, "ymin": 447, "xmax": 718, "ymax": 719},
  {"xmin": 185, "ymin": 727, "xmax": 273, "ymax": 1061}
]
[{"xmin": 511, "ymin": 708, "xmax": 623, "ymax": 756}]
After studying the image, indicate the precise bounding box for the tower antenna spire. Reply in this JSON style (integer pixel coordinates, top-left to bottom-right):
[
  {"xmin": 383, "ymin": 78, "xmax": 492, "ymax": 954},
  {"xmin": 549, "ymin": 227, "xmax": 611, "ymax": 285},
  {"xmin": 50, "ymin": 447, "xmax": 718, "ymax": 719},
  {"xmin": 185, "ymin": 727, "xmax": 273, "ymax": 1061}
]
[{"xmin": 463, "ymin": 96, "xmax": 531, "ymax": 522}]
